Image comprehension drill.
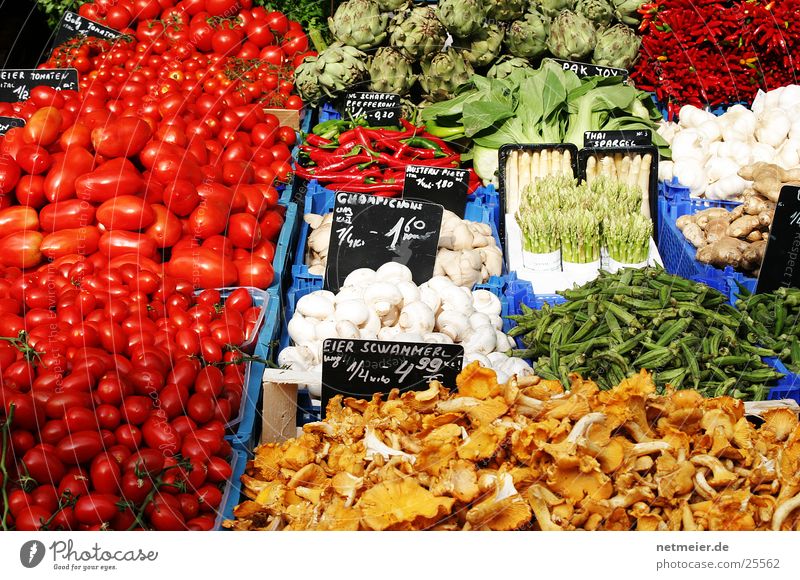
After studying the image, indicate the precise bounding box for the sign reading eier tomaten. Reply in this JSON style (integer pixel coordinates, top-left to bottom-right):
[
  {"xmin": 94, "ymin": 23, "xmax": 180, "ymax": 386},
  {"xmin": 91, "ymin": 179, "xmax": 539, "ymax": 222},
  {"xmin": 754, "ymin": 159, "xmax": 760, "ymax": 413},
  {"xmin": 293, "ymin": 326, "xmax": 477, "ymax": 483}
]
[
  {"xmin": 0, "ymin": 69, "xmax": 79, "ymax": 102},
  {"xmin": 0, "ymin": 116, "xmax": 24, "ymax": 135},
  {"xmin": 756, "ymin": 185, "xmax": 800, "ymax": 293},
  {"xmin": 403, "ymin": 165, "xmax": 469, "ymax": 218},
  {"xmin": 344, "ymin": 91, "xmax": 402, "ymax": 126},
  {"xmin": 324, "ymin": 191, "xmax": 443, "ymax": 292},
  {"xmin": 321, "ymin": 339, "xmax": 464, "ymax": 416},
  {"xmin": 51, "ymin": 11, "xmax": 121, "ymax": 51},
  {"xmin": 550, "ymin": 58, "xmax": 628, "ymax": 79}
]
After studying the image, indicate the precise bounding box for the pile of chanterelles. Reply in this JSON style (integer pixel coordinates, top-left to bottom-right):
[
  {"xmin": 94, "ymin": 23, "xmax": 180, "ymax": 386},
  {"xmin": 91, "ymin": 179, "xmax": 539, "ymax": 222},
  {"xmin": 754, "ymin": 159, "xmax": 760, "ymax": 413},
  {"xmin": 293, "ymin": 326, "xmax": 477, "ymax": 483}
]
[{"xmin": 226, "ymin": 363, "xmax": 800, "ymax": 531}]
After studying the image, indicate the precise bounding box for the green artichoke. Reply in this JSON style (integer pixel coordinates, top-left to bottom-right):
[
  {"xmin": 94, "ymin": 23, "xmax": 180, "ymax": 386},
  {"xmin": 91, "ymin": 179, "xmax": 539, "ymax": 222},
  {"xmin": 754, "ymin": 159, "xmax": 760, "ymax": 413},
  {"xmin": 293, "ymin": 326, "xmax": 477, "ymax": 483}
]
[
  {"xmin": 376, "ymin": 0, "xmax": 410, "ymax": 10},
  {"xmin": 368, "ymin": 47, "xmax": 416, "ymax": 95},
  {"xmin": 487, "ymin": 56, "xmax": 534, "ymax": 79},
  {"xmin": 294, "ymin": 57, "xmax": 323, "ymax": 105},
  {"xmin": 505, "ymin": 10, "xmax": 549, "ymax": 59},
  {"xmin": 546, "ymin": 10, "xmax": 597, "ymax": 60},
  {"xmin": 487, "ymin": 0, "xmax": 527, "ymax": 22},
  {"xmin": 389, "ymin": 6, "xmax": 447, "ymax": 61},
  {"xmin": 575, "ymin": 0, "xmax": 613, "ymax": 29},
  {"xmin": 328, "ymin": 0, "xmax": 389, "ymax": 50},
  {"xmin": 592, "ymin": 24, "xmax": 641, "ymax": 70},
  {"xmin": 612, "ymin": 0, "xmax": 646, "ymax": 25},
  {"xmin": 419, "ymin": 48, "xmax": 475, "ymax": 102},
  {"xmin": 531, "ymin": 0, "xmax": 574, "ymax": 18},
  {"xmin": 436, "ymin": 0, "xmax": 488, "ymax": 38},
  {"xmin": 460, "ymin": 24, "xmax": 505, "ymax": 68},
  {"xmin": 297, "ymin": 42, "xmax": 369, "ymax": 105}
]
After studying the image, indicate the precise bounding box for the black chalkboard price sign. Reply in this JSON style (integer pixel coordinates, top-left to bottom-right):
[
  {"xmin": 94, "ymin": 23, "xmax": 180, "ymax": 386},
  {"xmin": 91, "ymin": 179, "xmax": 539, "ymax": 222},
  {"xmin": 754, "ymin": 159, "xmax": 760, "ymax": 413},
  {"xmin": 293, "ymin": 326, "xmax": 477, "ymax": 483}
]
[
  {"xmin": 403, "ymin": 165, "xmax": 469, "ymax": 218},
  {"xmin": 321, "ymin": 339, "xmax": 464, "ymax": 416},
  {"xmin": 584, "ymin": 130, "xmax": 651, "ymax": 148},
  {"xmin": 550, "ymin": 58, "xmax": 628, "ymax": 79},
  {"xmin": 0, "ymin": 69, "xmax": 79, "ymax": 102},
  {"xmin": 344, "ymin": 92, "xmax": 401, "ymax": 126},
  {"xmin": 51, "ymin": 11, "xmax": 121, "ymax": 51},
  {"xmin": 757, "ymin": 185, "xmax": 800, "ymax": 293},
  {"xmin": 0, "ymin": 117, "xmax": 25, "ymax": 136},
  {"xmin": 325, "ymin": 191, "xmax": 443, "ymax": 292}
]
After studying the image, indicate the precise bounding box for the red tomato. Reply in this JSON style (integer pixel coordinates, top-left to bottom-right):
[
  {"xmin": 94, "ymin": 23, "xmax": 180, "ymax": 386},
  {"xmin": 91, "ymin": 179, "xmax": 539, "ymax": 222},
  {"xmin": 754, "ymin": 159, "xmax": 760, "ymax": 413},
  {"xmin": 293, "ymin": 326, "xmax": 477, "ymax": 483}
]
[
  {"xmin": 141, "ymin": 415, "xmax": 180, "ymax": 455},
  {"xmin": 0, "ymin": 230, "xmax": 43, "ymax": 268},
  {"xmin": 44, "ymin": 147, "xmax": 95, "ymax": 203},
  {"xmin": 167, "ymin": 248, "xmax": 238, "ymax": 288},
  {"xmin": 25, "ymin": 106, "xmax": 62, "ymax": 146},
  {"xmin": 16, "ymin": 144, "xmax": 51, "ymax": 174},
  {"xmin": 74, "ymin": 494, "xmax": 119, "ymax": 525},
  {"xmin": 0, "ymin": 206, "xmax": 39, "ymax": 234},
  {"xmin": 75, "ymin": 158, "xmax": 145, "ymax": 203},
  {"xmin": 234, "ymin": 257, "xmax": 274, "ymax": 288},
  {"xmin": 265, "ymin": 11, "xmax": 289, "ymax": 35},
  {"xmin": 39, "ymin": 200, "xmax": 96, "ymax": 232},
  {"xmin": 22, "ymin": 445, "xmax": 66, "ymax": 485},
  {"xmin": 91, "ymin": 117, "xmax": 152, "ymax": 158},
  {"xmin": 96, "ymin": 195, "xmax": 155, "ymax": 230},
  {"xmin": 145, "ymin": 204, "xmax": 182, "ymax": 248},
  {"xmin": 212, "ymin": 27, "xmax": 244, "ymax": 56},
  {"xmin": 56, "ymin": 430, "xmax": 104, "ymax": 465},
  {"xmin": 40, "ymin": 227, "xmax": 101, "ymax": 260},
  {"xmin": 90, "ymin": 454, "xmax": 122, "ymax": 494},
  {"xmin": 99, "ymin": 231, "xmax": 158, "ymax": 260},
  {"xmin": 226, "ymin": 213, "xmax": 262, "ymax": 248},
  {"xmin": 15, "ymin": 506, "xmax": 51, "ymax": 531},
  {"xmin": 188, "ymin": 200, "xmax": 229, "ymax": 239},
  {"xmin": 162, "ymin": 179, "xmax": 200, "ymax": 217}
]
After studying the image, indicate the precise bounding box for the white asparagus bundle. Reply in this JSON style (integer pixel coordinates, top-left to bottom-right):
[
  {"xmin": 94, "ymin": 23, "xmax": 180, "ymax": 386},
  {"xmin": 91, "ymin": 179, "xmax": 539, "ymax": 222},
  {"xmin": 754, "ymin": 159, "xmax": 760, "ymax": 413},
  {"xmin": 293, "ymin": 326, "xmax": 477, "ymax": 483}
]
[
  {"xmin": 505, "ymin": 148, "xmax": 576, "ymax": 215},
  {"xmin": 585, "ymin": 152, "xmax": 653, "ymax": 218}
]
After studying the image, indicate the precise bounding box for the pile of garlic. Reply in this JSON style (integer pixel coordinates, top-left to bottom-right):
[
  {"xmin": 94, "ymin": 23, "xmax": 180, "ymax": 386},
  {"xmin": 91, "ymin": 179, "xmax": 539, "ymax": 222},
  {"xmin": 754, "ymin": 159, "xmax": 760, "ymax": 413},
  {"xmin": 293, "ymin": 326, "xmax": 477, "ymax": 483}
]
[
  {"xmin": 279, "ymin": 263, "xmax": 533, "ymax": 396},
  {"xmin": 304, "ymin": 210, "xmax": 503, "ymax": 287},
  {"xmin": 658, "ymin": 85, "xmax": 800, "ymax": 200}
]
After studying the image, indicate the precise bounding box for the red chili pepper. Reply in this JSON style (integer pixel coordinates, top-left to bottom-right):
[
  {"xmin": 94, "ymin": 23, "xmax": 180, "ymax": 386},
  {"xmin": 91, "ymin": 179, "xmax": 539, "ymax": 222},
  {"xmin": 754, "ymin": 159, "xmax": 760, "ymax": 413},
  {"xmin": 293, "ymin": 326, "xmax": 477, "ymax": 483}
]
[
  {"xmin": 325, "ymin": 182, "xmax": 403, "ymax": 195},
  {"xmin": 305, "ymin": 134, "xmax": 332, "ymax": 147}
]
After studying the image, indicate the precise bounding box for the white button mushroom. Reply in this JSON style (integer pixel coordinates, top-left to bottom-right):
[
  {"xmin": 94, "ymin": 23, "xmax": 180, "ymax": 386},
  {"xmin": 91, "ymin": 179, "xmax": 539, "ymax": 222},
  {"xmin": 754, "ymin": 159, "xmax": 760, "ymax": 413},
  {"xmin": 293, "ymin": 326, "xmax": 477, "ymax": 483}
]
[
  {"xmin": 460, "ymin": 324, "xmax": 497, "ymax": 355},
  {"xmin": 287, "ymin": 313, "xmax": 317, "ymax": 345},
  {"xmin": 333, "ymin": 300, "xmax": 370, "ymax": 327},
  {"xmin": 396, "ymin": 280, "xmax": 421, "ymax": 307},
  {"xmin": 335, "ymin": 320, "xmax": 361, "ymax": 340},
  {"xmin": 422, "ymin": 332, "xmax": 454, "ymax": 344},
  {"xmin": 471, "ymin": 289, "xmax": 502, "ymax": 316},
  {"xmin": 398, "ymin": 301, "xmax": 436, "ymax": 334},
  {"xmin": 363, "ymin": 282, "xmax": 403, "ymax": 319},
  {"xmin": 375, "ymin": 262, "xmax": 413, "ymax": 283},
  {"xmin": 342, "ymin": 268, "xmax": 377, "ymax": 289},
  {"xmin": 296, "ymin": 292, "xmax": 335, "ymax": 320},
  {"xmin": 436, "ymin": 310, "xmax": 470, "ymax": 341}
]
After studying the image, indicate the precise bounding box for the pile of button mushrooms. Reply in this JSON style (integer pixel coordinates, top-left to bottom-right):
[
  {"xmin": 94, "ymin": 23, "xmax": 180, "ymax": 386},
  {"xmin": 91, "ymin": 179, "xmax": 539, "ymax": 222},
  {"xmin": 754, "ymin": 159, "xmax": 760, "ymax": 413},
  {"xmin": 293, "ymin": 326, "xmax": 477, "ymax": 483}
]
[{"xmin": 226, "ymin": 363, "xmax": 800, "ymax": 531}]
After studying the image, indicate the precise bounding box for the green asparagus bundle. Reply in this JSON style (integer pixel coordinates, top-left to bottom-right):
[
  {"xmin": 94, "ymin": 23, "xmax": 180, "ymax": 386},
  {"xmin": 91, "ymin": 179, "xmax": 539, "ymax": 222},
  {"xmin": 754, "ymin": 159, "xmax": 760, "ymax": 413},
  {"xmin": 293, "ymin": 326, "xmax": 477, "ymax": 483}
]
[
  {"xmin": 518, "ymin": 209, "xmax": 560, "ymax": 254},
  {"xmin": 560, "ymin": 208, "xmax": 600, "ymax": 264},
  {"xmin": 605, "ymin": 213, "xmax": 652, "ymax": 264}
]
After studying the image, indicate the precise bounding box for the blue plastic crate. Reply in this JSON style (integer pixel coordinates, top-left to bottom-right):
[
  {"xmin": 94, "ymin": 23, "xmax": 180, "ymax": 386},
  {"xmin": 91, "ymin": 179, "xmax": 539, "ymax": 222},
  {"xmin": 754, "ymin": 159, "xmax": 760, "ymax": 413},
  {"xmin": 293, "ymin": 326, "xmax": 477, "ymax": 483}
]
[
  {"xmin": 269, "ymin": 201, "xmax": 300, "ymax": 294},
  {"xmin": 319, "ymin": 101, "xmax": 339, "ymax": 123},
  {"xmin": 216, "ymin": 449, "xmax": 247, "ymax": 530},
  {"xmin": 650, "ymin": 94, "xmax": 748, "ymax": 121},
  {"xmin": 227, "ymin": 286, "xmax": 281, "ymax": 452},
  {"xmin": 657, "ymin": 188, "xmax": 754, "ymax": 298}
]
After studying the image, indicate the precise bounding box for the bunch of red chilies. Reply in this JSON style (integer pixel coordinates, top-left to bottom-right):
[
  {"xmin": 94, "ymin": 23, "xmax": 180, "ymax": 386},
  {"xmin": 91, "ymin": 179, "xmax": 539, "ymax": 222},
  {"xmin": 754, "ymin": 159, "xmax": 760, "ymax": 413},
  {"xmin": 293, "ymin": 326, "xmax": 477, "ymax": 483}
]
[
  {"xmin": 295, "ymin": 119, "xmax": 476, "ymax": 196},
  {"xmin": 633, "ymin": 0, "xmax": 800, "ymax": 115}
]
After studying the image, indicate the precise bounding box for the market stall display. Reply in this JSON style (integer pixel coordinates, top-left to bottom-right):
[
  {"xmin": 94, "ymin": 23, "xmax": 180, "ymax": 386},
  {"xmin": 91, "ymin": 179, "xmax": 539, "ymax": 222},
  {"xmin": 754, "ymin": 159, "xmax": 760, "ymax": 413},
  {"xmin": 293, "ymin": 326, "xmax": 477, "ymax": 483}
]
[{"xmin": 3, "ymin": 0, "xmax": 800, "ymax": 536}]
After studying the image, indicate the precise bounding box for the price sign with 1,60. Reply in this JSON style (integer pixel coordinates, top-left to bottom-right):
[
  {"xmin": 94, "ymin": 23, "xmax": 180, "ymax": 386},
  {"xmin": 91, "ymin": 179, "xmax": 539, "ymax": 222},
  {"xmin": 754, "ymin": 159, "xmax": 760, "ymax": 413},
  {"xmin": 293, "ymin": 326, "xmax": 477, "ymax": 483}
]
[{"xmin": 324, "ymin": 191, "xmax": 443, "ymax": 292}]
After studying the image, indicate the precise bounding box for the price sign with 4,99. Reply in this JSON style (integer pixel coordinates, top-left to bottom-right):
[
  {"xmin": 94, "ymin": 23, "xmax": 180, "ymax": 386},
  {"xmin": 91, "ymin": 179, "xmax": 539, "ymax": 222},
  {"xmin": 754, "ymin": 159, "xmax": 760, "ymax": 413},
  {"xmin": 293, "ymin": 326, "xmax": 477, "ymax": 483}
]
[
  {"xmin": 325, "ymin": 191, "xmax": 443, "ymax": 292},
  {"xmin": 321, "ymin": 339, "xmax": 464, "ymax": 416},
  {"xmin": 344, "ymin": 92, "xmax": 402, "ymax": 126}
]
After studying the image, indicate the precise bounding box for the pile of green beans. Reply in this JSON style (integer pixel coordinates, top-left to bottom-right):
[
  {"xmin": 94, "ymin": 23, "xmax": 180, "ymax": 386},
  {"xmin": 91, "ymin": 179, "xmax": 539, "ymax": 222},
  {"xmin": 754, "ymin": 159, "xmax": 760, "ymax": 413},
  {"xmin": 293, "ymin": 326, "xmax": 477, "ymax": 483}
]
[
  {"xmin": 735, "ymin": 285, "xmax": 800, "ymax": 373},
  {"xmin": 509, "ymin": 267, "xmax": 784, "ymax": 400}
]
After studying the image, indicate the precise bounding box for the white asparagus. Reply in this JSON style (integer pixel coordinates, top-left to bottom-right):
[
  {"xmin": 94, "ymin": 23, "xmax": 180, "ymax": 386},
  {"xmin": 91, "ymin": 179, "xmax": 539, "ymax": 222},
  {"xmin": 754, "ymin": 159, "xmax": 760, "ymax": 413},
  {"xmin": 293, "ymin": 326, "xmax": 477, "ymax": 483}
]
[
  {"xmin": 516, "ymin": 150, "xmax": 531, "ymax": 214},
  {"xmin": 599, "ymin": 155, "xmax": 614, "ymax": 180},
  {"xmin": 639, "ymin": 153, "xmax": 653, "ymax": 218},
  {"xmin": 620, "ymin": 155, "xmax": 632, "ymax": 184},
  {"xmin": 540, "ymin": 149, "xmax": 550, "ymax": 177},
  {"xmin": 562, "ymin": 149, "xmax": 572, "ymax": 177},
  {"xmin": 531, "ymin": 150, "xmax": 540, "ymax": 181},
  {"xmin": 614, "ymin": 153, "xmax": 624, "ymax": 177},
  {"xmin": 628, "ymin": 154, "xmax": 641, "ymax": 189},
  {"xmin": 506, "ymin": 151, "xmax": 518, "ymax": 213},
  {"xmin": 551, "ymin": 150, "xmax": 561, "ymax": 178},
  {"xmin": 586, "ymin": 154, "xmax": 597, "ymax": 182}
]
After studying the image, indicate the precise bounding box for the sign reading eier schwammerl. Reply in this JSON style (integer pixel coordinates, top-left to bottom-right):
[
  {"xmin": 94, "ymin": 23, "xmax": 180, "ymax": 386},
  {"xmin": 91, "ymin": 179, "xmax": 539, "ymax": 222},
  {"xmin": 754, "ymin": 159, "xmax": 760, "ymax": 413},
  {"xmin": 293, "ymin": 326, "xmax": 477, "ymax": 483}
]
[{"xmin": 321, "ymin": 338, "xmax": 464, "ymax": 416}]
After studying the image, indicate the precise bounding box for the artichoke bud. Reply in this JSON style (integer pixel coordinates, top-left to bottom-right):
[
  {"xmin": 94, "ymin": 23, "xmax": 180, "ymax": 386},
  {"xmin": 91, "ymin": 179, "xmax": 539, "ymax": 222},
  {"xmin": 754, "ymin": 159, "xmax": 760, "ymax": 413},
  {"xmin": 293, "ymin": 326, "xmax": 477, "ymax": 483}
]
[
  {"xmin": 436, "ymin": 0, "xmax": 489, "ymax": 38},
  {"xmin": 504, "ymin": 10, "xmax": 550, "ymax": 59},
  {"xmin": 328, "ymin": 0, "xmax": 389, "ymax": 50},
  {"xmin": 368, "ymin": 47, "xmax": 417, "ymax": 95},
  {"xmin": 592, "ymin": 24, "xmax": 641, "ymax": 70},
  {"xmin": 460, "ymin": 24, "xmax": 505, "ymax": 68},
  {"xmin": 389, "ymin": 6, "xmax": 448, "ymax": 61},
  {"xmin": 487, "ymin": 0, "xmax": 528, "ymax": 21},
  {"xmin": 314, "ymin": 42, "xmax": 370, "ymax": 101},
  {"xmin": 294, "ymin": 56, "xmax": 324, "ymax": 105},
  {"xmin": 575, "ymin": 0, "xmax": 614, "ymax": 29},
  {"xmin": 612, "ymin": 0, "xmax": 647, "ymax": 25},
  {"xmin": 419, "ymin": 48, "xmax": 475, "ymax": 102},
  {"xmin": 531, "ymin": 0, "xmax": 575, "ymax": 18},
  {"xmin": 546, "ymin": 10, "xmax": 597, "ymax": 60}
]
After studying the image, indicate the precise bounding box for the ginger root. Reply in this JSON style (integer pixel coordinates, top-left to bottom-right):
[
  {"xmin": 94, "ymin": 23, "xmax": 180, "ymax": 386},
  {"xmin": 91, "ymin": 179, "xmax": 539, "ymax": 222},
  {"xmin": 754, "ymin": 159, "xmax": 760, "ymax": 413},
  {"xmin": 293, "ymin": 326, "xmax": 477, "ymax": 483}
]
[
  {"xmin": 727, "ymin": 215, "xmax": 762, "ymax": 238},
  {"xmin": 738, "ymin": 162, "xmax": 800, "ymax": 202},
  {"xmin": 742, "ymin": 240, "xmax": 767, "ymax": 271},
  {"xmin": 696, "ymin": 237, "xmax": 750, "ymax": 269},
  {"xmin": 683, "ymin": 222, "xmax": 707, "ymax": 248},
  {"xmin": 676, "ymin": 214, "xmax": 695, "ymax": 232},
  {"xmin": 705, "ymin": 217, "xmax": 731, "ymax": 244}
]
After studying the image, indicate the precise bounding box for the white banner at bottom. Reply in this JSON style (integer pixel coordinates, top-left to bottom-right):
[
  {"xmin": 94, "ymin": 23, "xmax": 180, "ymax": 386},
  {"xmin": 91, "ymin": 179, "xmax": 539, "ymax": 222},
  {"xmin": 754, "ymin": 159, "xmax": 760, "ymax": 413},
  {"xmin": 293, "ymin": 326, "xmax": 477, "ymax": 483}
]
[{"xmin": 0, "ymin": 531, "xmax": 798, "ymax": 580}]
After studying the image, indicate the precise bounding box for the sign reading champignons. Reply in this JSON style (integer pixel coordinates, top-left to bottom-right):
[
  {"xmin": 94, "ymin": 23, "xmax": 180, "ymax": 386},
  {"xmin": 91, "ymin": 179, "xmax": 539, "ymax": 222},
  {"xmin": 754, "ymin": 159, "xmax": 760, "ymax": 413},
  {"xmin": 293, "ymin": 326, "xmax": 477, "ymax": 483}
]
[{"xmin": 325, "ymin": 191, "xmax": 443, "ymax": 292}]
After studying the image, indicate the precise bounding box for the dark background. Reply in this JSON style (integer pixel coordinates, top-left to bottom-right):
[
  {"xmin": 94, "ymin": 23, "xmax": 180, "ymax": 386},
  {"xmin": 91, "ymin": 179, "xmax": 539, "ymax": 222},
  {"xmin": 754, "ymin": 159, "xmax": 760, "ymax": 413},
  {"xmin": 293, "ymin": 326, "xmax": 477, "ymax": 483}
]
[{"xmin": 0, "ymin": 1, "xmax": 53, "ymax": 68}]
